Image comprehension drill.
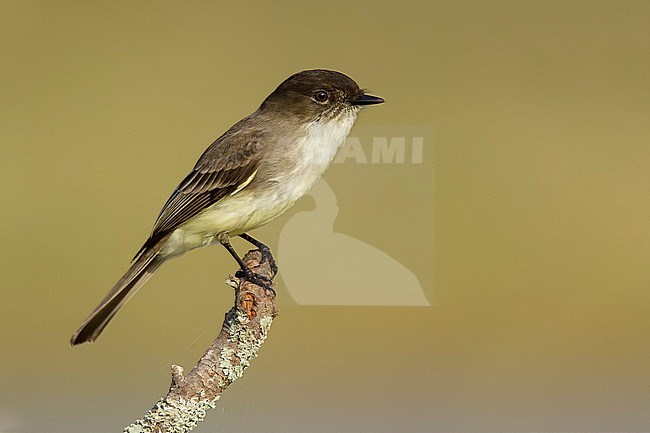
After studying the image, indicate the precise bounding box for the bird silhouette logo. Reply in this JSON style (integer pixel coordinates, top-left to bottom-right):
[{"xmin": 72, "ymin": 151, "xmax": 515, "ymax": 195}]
[{"xmin": 278, "ymin": 180, "xmax": 430, "ymax": 306}]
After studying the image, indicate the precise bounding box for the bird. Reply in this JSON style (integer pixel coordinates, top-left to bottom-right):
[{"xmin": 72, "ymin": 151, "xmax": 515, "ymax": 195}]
[{"xmin": 70, "ymin": 69, "xmax": 384, "ymax": 345}]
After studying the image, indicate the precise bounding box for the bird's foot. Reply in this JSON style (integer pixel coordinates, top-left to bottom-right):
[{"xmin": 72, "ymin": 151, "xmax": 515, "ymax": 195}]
[
  {"xmin": 238, "ymin": 234, "xmax": 278, "ymax": 275},
  {"xmin": 235, "ymin": 267, "xmax": 276, "ymax": 296}
]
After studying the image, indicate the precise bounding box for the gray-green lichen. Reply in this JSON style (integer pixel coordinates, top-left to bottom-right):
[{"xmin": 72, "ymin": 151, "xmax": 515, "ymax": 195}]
[
  {"xmin": 123, "ymin": 395, "xmax": 221, "ymax": 433},
  {"xmin": 217, "ymin": 308, "xmax": 274, "ymax": 388}
]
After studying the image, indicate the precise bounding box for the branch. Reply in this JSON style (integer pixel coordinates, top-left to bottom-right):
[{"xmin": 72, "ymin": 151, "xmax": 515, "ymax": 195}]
[{"xmin": 124, "ymin": 250, "xmax": 278, "ymax": 433}]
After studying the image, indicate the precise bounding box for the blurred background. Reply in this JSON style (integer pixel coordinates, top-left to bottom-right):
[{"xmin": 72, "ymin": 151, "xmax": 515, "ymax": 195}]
[{"xmin": 1, "ymin": 1, "xmax": 649, "ymax": 432}]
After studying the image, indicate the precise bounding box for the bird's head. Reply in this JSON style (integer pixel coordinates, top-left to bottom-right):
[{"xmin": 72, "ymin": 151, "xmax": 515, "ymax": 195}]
[{"xmin": 260, "ymin": 69, "xmax": 384, "ymax": 122}]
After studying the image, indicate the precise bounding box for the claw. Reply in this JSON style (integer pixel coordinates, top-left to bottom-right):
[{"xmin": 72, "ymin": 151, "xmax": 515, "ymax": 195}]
[
  {"xmin": 235, "ymin": 268, "xmax": 276, "ymax": 296},
  {"xmin": 258, "ymin": 247, "xmax": 278, "ymax": 275}
]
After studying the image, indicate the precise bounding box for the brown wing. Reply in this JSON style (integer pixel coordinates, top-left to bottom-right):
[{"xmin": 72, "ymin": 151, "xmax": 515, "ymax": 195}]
[{"xmin": 135, "ymin": 127, "xmax": 263, "ymax": 257}]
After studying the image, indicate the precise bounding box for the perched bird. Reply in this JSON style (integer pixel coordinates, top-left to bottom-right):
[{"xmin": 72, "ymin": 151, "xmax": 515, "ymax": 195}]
[{"xmin": 70, "ymin": 69, "xmax": 384, "ymax": 345}]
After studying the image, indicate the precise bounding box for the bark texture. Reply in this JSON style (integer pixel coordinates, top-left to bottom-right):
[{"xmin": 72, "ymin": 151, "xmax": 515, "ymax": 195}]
[{"xmin": 124, "ymin": 250, "xmax": 277, "ymax": 433}]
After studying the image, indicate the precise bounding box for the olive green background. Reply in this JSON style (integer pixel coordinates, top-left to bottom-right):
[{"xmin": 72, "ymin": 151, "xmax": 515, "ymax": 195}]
[{"xmin": 2, "ymin": 1, "xmax": 649, "ymax": 432}]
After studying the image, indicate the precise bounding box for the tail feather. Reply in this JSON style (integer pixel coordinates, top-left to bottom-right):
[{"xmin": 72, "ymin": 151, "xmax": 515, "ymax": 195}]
[{"xmin": 70, "ymin": 242, "xmax": 165, "ymax": 346}]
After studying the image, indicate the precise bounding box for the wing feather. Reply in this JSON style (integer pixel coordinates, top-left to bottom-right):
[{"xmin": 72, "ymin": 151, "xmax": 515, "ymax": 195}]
[{"xmin": 135, "ymin": 127, "xmax": 263, "ymax": 258}]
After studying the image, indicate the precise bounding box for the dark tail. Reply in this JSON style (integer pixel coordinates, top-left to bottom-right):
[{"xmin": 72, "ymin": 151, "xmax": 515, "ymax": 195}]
[{"xmin": 70, "ymin": 242, "xmax": 165, "ymax": 346}]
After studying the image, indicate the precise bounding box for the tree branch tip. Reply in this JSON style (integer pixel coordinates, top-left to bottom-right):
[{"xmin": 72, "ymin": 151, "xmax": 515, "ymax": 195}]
[
  {"xmin": 170, "ymin": 365, "xmax": 185, "ymax": 387},
  {"xmin": 225, "ymin": 276, "xmax": 239, "ymax": 289}
]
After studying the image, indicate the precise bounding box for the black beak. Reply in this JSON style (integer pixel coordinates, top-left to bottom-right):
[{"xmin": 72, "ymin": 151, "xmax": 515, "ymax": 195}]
[{"xmin": 351, "ymin": 93, "xmax": 385, "ymax": 106}]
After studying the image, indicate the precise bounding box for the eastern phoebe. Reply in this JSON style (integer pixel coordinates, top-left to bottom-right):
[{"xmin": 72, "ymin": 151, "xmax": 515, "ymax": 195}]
[{"xmin": 70, "ymin": 69, "xmax": 384, "ymax": 346}]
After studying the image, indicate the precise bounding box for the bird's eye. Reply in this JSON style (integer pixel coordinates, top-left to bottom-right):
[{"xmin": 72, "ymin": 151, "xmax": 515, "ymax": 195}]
[{"xmin": 312, "ymin": 90, "xmax": 329, "ymax": 104}]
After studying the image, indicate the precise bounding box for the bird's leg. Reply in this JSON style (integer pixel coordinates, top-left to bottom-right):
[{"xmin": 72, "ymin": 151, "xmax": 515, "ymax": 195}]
[
  {"xmin": 217, "ymin": 233, "xmax": 275, "ymax": 294},
  {"xmin": 238, "ymin": 233, "xmax": 278, "ymax": 275}
]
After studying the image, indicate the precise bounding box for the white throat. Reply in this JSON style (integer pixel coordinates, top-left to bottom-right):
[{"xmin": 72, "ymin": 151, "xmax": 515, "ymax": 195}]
[
  {"xmin": 301, "ymin": 110, "xmax": 358, "ymax": 173},
  {"xmin": 279, "ymin": 109, "xmax": 359, "ymax": 204}
]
